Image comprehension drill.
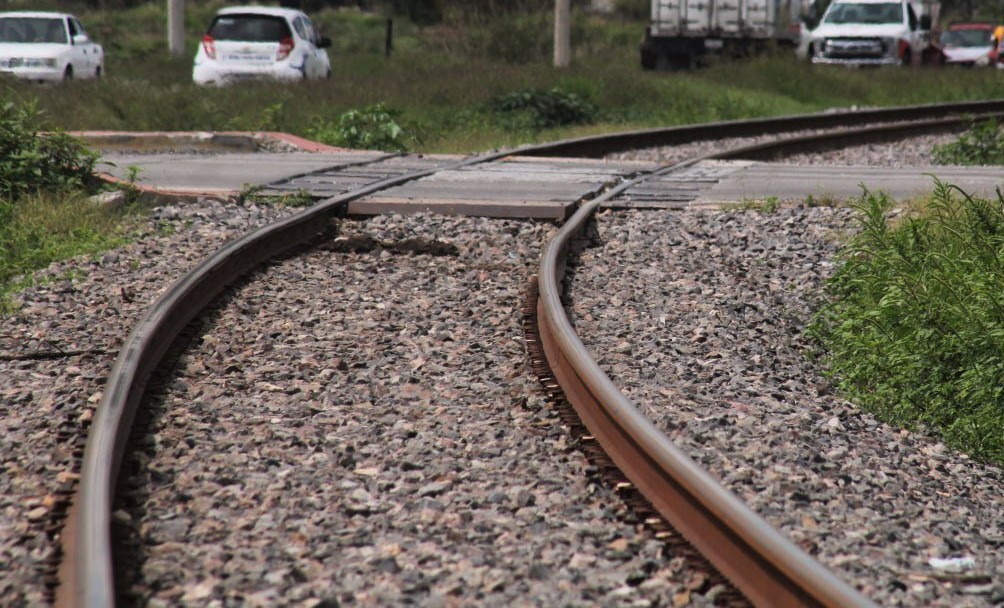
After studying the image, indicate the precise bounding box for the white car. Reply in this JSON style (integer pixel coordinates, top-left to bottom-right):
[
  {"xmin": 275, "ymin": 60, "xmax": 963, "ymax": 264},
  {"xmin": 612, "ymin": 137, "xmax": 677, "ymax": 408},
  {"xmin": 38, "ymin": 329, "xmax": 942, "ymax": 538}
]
[
  {"xmin": 193, "ymin": 6, "xmax": 331, "ymax": 86},
  {"xmin": 0, "ymin": 11, "xmax": 103, "ymax": 82}
]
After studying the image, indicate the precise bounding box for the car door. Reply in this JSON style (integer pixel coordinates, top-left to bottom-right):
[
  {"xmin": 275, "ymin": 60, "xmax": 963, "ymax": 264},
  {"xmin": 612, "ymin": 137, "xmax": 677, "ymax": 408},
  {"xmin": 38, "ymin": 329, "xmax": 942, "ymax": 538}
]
[
  {"xmin": 302, "ymin": 16, "xmax": 329, "ymax": 78},
  {"xmin": 68, "ymin": 17, "xmax": 97, "ymax": 76}
]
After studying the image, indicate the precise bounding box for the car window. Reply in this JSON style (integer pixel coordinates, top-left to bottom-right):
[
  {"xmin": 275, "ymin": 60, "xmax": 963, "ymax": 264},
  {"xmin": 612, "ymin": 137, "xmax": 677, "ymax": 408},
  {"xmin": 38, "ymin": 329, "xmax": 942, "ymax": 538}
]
[
  {"xmin": 208, "ymin": 14, "xmax": 293, "ymax": 42},
  {"xmin": 942, "ymin": 28, "xmax": 993, "ymax": 47},
  {"xmin": 71, "ymin": 18, "xmax": 89, "ymax": 41},
  {"xmin": 292, "ymin": 16, "xmax": 308, "ymax": 40},
  {"xmin": 0, "ymin": 17, "xmax": 68, "ymax": 44},
  {"xmin": 824, "ymin": 3, "xmax": 901, "ymax": 25},
  {"xmin": 302, "ymin": 16, "xmax": 320, "ymax": 44}
]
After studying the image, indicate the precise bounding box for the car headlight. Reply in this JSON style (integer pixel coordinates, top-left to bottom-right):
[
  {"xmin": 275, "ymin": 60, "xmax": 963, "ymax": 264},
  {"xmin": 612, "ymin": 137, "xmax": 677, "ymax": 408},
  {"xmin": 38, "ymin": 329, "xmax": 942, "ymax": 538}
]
[
  {"xmin": 884, "ymin": 38, "xmax": 899, "ymax": 57},
  {"xmin": 24, "ymin": 58, "xmax": 57, "ymax": 68}
]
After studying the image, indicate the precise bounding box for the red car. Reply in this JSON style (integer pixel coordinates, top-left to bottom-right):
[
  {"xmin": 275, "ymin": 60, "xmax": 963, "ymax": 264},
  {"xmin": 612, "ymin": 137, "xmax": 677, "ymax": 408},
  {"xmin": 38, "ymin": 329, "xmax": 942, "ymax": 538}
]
[{"xmin": 938, "ymin": 22, "xmax": 1001, "ymax": 67}]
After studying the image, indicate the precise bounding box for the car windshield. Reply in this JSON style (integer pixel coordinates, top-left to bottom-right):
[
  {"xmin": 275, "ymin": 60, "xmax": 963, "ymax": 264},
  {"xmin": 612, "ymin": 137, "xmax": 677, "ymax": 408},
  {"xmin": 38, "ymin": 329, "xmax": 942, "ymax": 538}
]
[
  {"xmin": 0, "ymin": 17, "xmax": 67, "ymax": 44},
  {"xmin": 824, "ymin": 3, "xmax": 902, "ymax": 24},
  {"xmin": 941, "ymin": 28, "xmax": 992, "ymax": 47},
  {"xmin": 208, "ymin": 14, "xmax": 292, "ymax": 42}
]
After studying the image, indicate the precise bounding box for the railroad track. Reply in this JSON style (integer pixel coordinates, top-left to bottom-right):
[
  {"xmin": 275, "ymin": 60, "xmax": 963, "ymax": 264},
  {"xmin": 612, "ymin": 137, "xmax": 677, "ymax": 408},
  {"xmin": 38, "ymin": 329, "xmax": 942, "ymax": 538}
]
[{"xmin": 47, "ymin": 100, "xmax": 1004, "ymax": 607}]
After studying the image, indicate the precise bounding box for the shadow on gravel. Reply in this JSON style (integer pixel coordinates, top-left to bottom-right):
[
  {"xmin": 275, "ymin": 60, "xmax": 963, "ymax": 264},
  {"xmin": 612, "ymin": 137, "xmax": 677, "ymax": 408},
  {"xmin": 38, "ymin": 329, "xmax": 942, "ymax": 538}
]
[{"xmin": 320, "ymin": 235, "xmax": 459, "ymax": 257}]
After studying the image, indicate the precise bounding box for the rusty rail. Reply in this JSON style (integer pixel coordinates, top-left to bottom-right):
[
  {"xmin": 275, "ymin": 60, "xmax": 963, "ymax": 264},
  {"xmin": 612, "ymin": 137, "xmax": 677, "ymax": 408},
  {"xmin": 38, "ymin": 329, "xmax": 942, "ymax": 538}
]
[
  {"xmin": 533, "ymin": 171, "xmax": 878, "ymax": 607},
  {"xmin": 58, "ymin": 98, "xmax": 1000, "ymax": 606},
  {"xmin": 519, "ymin": 98, "xmax": 1004, "ymax": 157},
  {"xmin": 56, "ymin": 150, "xmax": 517, "ymax": 608}
]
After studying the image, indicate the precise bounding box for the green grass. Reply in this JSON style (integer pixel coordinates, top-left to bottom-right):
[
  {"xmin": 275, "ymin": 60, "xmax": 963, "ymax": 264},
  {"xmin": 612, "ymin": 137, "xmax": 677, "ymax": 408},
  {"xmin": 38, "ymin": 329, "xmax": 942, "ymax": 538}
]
[
  {"xmin": 0, "ymin": 190, "xmax": 138, "ymax": 313},
  {"xmin": 933, "ymin": 118, "xmax": 1004, "ymax": 165},
  {"xmin": 4, "ymin": 5, "xmax": 1004, "ymax": 153},
  {"xmin": 810, "ymin": 182, "xmax": 1004, "ymax": 465}
]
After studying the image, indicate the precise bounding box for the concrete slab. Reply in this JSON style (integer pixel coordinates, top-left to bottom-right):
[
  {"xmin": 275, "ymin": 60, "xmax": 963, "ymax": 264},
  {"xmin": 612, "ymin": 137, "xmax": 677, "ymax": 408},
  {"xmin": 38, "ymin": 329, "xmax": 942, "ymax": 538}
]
[
  {"xmin": 97, "ymin": 152, "xmax": 385, "ymax": 195},
  {"xmin": 696, "ymin": 163, "xmax": 1004, "ymax": 204}
]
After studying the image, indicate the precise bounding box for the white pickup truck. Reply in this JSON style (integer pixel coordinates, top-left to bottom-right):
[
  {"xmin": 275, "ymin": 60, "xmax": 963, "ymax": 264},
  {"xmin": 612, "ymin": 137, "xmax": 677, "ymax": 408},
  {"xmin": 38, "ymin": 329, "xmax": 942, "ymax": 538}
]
[{"xmin": 804, "ymin": 0, "xmax": 934, "ymax": 65}]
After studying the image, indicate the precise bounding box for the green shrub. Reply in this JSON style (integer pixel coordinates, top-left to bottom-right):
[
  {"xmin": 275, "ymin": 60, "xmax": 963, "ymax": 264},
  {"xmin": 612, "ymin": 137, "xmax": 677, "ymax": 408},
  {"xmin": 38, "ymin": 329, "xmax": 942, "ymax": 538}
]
[
  {"xmin": 0, "ymin": 100, "xmax": 98, "ymax": 200},
  {"xmin": 810, "ymin": 180, "xmax": 1004, "ymax": 464},
  {"xmin": 308, "ymin": 104, "xmax": 418, "ymax": 152},
  {"xmin": 932, "ymin": 119, "xmax": 1004, "ymax": 165},
  {"xmin": 488, "ymin": 87, "xmax": 597, "ymax": 131}
]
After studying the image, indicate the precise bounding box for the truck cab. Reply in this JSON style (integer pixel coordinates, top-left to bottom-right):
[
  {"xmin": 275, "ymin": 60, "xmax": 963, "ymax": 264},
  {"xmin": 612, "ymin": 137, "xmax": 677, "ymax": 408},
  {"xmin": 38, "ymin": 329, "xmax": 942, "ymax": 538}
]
[{"xmin": 805, "ymin": 0, "xmax": 932, "ymax": 65}]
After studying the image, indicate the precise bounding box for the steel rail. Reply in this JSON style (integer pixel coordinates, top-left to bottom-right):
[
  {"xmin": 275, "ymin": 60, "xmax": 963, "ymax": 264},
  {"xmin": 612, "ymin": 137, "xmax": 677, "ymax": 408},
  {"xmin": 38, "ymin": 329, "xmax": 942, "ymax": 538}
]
[
  {"xmin": 711, "ymin": 112, "xmax": 1004, "ymax": 160},
  {"xmin": 531, "ymin": 164, "xmax": 888, "ymax": 603},
  {"xmin": 520, "ymin": 98, "xmax": 1004, "ymax": 157},
  {"xmin": 526, "ymin": 106, "xmax": 1004, "ymax": 604},
  {"xmin": 60, "ymin": 98, "xmax": 1003, "ymax": 606},
  {"xmin": 57, "ymin": 148, "xmax": 525, "ymax": 608}
]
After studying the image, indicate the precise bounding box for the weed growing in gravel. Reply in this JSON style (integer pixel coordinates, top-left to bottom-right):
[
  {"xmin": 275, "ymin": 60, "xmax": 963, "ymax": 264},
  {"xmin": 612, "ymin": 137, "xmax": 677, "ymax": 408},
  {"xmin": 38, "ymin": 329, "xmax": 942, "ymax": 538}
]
[
  {"xmin": 932, "ymin": 119, "xmax": 1004, "ymax": 166},
  {"xmin": 725, "ymin": 196, "xmax": 780, "ymax": 213},
  {"xmin": 809, "ymin": 180, "xmax": 1004, "ymax": 465},
  {"xmin": 0, "ymin": 191, "xmax": 133, "ymax": 312},
  {"xmin": 805, "ymin": 193, "xmax": 842, "ymax": 207}
]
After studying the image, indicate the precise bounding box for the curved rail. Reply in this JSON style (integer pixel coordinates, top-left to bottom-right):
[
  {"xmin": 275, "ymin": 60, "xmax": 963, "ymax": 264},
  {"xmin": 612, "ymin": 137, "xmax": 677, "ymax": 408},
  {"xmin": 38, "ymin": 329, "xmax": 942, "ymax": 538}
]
[
  {"xmin": 533, "ymin": 167, "xmax": 877, "ymax": 607},
  {"xmin": 57, "ymin": 149, "xmax": 519, "ymax": 608},
  {"xmin": 59, "ymin": 98, "xmax": 1004, "ymax": 606}
]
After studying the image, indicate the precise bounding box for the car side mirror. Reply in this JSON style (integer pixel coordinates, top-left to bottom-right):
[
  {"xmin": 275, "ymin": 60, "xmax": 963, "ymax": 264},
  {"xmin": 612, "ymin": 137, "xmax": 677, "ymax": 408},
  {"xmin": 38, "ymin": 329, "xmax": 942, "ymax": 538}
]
[
  {"xmin": 318, "ymin": 36, "xmax": 332, "ymax": 49},
  {"xmin": 72, "ymin": 34, "xmax": 89, "ymax": 45},
  {"xmin": 919, "ymin": 15, "xmax": 931, "ymax": 30}
]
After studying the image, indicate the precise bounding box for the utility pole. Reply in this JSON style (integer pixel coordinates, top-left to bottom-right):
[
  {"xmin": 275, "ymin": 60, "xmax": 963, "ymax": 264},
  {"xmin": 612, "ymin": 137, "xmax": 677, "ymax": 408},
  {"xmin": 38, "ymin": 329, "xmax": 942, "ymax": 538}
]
[
  {"xmin": 168, "ymin": 0, "xmax": 185, "ymax": 57},
  {"xmin": 554, "ymin": 0, "xmax": 570, "ymax": 68}
]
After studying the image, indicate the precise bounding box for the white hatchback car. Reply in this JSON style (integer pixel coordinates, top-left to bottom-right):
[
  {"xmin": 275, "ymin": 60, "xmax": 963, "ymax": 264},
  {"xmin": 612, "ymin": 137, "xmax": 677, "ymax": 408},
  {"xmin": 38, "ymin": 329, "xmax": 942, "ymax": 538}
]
[
  {"xmin": 193, "ymin": 6, "xmax": 331, "ymax": 86},
  {"xmin": 0, "ymin": 11, "xmax": 104, "ymax": 82}
]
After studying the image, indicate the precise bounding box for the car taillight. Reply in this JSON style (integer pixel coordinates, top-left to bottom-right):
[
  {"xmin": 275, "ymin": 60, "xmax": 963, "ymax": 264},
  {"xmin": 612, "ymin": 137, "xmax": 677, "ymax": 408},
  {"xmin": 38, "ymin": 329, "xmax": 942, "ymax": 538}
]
[
  {"xmin": 202, "ymin": 34, "xmax": 216, "ymax": 59},
  {"xmin": 277, "ymin": 37, "xmax": 294, "ymax": 61}
]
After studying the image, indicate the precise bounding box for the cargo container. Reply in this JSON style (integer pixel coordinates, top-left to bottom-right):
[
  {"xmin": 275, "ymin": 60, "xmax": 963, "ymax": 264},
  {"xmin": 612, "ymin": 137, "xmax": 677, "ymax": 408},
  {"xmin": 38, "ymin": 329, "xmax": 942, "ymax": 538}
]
[{"xmin": 640, "ymin": 0, "xmax": 804, "ymax": 69}]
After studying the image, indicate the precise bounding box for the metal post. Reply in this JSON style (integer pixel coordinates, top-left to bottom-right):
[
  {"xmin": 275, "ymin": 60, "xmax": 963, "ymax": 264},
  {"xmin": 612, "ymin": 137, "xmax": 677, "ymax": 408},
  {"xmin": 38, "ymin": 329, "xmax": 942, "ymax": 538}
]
[
  {"xmin": 168, "ymin": 0, "xmax": 185, "ymax": 57},
  {"xmin": 386, "ymin": 18, "xmax": 393, "ymax": 58},
  {"xmin": 554, "ymin": 0, "xmax": 571, "ymax": 68}
]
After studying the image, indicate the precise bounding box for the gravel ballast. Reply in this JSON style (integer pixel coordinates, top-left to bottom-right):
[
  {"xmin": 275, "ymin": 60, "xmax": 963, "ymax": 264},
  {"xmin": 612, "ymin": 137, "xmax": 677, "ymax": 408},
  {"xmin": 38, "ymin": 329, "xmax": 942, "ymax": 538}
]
[
  {"xmin": 3, "ymin": 130, "xmax": 1003, "ymax": 605},
  {"xmin": 118, "ymin": 213, "xmax": 710, "ymax": 607},
  {"xmin": 565, "ymin": 205, "xmax": 1004, "ymax": 606}
]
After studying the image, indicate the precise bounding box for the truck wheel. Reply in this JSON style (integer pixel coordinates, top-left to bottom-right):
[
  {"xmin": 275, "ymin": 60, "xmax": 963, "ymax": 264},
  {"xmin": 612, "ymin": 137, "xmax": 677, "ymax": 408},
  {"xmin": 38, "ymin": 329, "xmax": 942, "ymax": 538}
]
[
  {"xmin": 641, "ymin": 49, "xmax": 656, "ymax": 70},
  {"xmin": 900, "ymin": 49, "xmax": 912, "ymax": 67}
]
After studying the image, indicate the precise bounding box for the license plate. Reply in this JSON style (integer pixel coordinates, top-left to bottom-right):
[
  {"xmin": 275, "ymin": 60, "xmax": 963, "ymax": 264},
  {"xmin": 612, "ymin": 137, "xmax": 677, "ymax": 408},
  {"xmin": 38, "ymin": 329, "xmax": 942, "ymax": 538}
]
[
  {"xmin": 704, "ymin": 39, "xmax": 724, "ymax": 50},
  {"xmin": 224, "ymin": 53, "xmax": 270, "ymax": 63}
]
